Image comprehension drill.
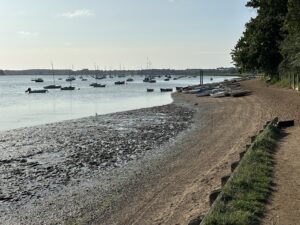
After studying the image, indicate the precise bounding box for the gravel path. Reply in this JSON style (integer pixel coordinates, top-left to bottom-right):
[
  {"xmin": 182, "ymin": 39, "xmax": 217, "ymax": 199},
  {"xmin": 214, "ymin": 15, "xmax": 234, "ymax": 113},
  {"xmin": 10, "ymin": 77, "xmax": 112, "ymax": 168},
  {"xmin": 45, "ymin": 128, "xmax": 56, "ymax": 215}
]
[
  {"xmin": 0, "ymin": 104, "xmax": 194, "ymax": 224},
  {"xmin": 262, "ymin": 126, "xmax": 300, "ymax": 225}
]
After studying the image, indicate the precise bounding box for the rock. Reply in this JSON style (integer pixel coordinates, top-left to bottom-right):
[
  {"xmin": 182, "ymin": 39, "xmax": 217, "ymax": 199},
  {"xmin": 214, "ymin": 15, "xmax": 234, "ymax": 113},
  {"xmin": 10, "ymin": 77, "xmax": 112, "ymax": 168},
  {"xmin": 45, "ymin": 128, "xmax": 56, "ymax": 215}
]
[{"xmin": 188, "ymin": 216, "xmax": 203, "ymax": 225}]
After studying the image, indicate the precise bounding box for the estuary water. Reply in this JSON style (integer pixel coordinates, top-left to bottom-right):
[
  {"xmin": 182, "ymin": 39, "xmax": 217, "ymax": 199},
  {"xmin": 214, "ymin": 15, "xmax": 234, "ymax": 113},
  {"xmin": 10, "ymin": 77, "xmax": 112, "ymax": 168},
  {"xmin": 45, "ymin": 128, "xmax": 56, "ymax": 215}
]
[{"xmin": 0, "ymin": 75, "xmax": 237, "ymax": 131}]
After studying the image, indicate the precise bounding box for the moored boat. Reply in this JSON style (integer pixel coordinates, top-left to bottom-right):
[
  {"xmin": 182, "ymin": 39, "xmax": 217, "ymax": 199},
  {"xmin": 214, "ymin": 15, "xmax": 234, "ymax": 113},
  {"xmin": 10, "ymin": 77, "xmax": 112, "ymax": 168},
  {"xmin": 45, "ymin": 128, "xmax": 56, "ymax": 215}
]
[
  {"xmin": 143, "ymin": 77, "xmax": 150, "ymax": 82},
  {"xmin": 44, "ymin": 84, "xmax": 61, "ymax": 89},
  {"xmin": 115, "ymin": 81, "xmax": 125, "ymax": 85},
  {"xmin": 160, "ymin": 88, "xmax": 173, "ymax": 92},
  {"xmin": 31, "ymin": 78, "xmax": 44, "ymax": 83},
  {"xmin": 93, "ymin": 84, "xmax": 106, "ymax": 88},
  {"xmin": 25, "ymin": 88, "xmax": 48, "ymax": 94},
  {"xmin": 61, "ymin": 86, "xmax": 75, "ymax": 91},
  {"xmin": 44, "ymin": 62, "xmax": 61, "ymax": 89},
  {"xmin": 147, "ymin": 88, "xmax": 154, "ymax": 92}
]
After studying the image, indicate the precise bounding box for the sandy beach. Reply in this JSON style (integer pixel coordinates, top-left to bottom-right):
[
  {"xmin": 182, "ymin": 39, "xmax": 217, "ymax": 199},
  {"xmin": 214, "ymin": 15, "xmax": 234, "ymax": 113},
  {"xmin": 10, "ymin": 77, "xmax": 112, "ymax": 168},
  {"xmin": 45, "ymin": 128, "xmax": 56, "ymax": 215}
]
[{"xmin": 1, "ymin": 79, "xmax": 299, "ymax": 225}]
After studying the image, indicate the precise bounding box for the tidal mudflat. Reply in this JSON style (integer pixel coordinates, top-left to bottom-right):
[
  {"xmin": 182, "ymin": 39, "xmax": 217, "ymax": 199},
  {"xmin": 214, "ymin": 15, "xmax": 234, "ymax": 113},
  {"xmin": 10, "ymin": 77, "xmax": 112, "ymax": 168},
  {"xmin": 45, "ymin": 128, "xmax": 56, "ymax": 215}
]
[{"xmin": 0, "ymin": 103, "xmax": 194, "ymax": 224}]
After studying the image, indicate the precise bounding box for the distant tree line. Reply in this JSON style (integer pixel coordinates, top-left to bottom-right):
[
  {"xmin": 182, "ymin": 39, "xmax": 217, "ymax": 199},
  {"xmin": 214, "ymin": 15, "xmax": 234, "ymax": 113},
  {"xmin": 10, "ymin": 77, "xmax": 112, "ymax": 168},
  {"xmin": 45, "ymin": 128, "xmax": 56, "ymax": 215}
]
[
  {"xmin": 1, "ymin": 68, "xmax": 238, "ymax": 77},
  {"xmin": 232, "ymin": 0, "xmax": 300, "ymax": 81}
]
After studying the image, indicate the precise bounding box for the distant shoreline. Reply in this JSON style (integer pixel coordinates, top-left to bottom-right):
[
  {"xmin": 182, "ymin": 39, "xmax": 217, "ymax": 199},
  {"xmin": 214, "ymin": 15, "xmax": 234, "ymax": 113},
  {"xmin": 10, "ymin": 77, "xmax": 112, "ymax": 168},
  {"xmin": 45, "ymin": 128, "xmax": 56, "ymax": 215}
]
[{"xmin": 0, "ymin": 68, "xmax": 239, "ymax": 76}]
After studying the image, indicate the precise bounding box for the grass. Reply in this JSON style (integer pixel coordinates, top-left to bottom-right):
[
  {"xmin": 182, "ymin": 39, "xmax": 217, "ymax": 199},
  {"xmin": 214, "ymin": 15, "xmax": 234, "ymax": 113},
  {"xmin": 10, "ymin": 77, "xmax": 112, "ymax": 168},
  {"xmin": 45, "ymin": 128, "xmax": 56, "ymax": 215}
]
[
  {"xmin": 272, "ymin": 78, "xmax": 291, "ymax": 88},
  {"xmin": 202, "ymin": 125, "xmax": 280, "ymax": 225}
]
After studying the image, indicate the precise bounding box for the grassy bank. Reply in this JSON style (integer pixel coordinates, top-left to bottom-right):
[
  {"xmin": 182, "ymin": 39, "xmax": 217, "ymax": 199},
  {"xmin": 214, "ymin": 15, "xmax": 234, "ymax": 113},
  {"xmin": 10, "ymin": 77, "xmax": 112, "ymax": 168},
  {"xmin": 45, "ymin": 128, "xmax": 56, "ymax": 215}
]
[{"xmin": 202, "ymin": 124, "xmax": 280, "ymax": 225}]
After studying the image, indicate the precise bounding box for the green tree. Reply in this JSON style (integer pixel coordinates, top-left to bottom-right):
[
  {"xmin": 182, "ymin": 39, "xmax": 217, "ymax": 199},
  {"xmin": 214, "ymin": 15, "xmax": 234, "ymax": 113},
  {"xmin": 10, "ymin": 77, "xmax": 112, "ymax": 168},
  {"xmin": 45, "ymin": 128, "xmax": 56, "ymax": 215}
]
[
  {"xmin": 280, "ymin": 0, "xmax": 300, "ymax": 75},
  {"xmin": 232, "ymin": 0, "xmax": 288, "ymax": 79}
]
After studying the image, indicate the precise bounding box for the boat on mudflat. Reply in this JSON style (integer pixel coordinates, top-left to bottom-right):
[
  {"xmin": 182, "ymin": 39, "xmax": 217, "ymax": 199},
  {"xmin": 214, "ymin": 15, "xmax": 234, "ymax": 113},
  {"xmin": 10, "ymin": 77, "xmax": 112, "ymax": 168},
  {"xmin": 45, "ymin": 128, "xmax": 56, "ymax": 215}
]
[
  {"xmin": 230, "ymin": 90, "xmax": 251, "ymax": 97},
  {"xmin": 147, "ymin": 88, "xmax": 154, "ymax": 92},
  {"xmin": 197, "ymin": 90, "xmax": 211, "ymax": 97}
]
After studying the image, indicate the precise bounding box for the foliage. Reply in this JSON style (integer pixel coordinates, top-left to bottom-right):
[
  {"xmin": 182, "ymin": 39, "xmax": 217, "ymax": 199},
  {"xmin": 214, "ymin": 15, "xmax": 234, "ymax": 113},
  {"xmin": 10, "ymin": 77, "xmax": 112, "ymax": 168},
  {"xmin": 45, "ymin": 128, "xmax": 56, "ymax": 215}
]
[
  {"xmin": 279, "ymin": 0, "xmax": 300, "ymax": 77},
  {"xmin": 232, "ymin": 0, "xmax": 288, "ymax": 79}
]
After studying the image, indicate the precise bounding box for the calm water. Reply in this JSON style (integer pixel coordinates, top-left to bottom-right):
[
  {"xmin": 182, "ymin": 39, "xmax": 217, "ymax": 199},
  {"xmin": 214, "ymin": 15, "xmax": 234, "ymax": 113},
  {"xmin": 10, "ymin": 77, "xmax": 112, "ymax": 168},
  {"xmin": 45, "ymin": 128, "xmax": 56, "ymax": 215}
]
[{"xmin": 0, "ymin": 75, "xmax": 237, "ymax": 131}]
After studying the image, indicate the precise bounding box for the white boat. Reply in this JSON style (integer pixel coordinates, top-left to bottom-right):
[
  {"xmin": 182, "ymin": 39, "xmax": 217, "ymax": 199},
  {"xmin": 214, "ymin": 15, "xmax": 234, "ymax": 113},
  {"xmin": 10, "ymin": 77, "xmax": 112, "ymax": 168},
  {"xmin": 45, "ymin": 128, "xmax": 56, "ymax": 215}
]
[
  {"xmin": 197, "ymin": 90, "xmax": 211, "ymax": 97},
  {"xmin": 210, "ymin": 91, "xmax": 227, "ymax": 98}
]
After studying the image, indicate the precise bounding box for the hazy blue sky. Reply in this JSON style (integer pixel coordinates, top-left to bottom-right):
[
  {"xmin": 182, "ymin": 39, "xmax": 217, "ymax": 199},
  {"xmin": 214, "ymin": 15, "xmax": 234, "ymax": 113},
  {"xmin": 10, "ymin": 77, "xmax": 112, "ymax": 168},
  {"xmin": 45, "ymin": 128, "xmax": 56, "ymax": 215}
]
[{"xmin": 0, "ymin": 0, "xmax": 255, "ymax": 70}]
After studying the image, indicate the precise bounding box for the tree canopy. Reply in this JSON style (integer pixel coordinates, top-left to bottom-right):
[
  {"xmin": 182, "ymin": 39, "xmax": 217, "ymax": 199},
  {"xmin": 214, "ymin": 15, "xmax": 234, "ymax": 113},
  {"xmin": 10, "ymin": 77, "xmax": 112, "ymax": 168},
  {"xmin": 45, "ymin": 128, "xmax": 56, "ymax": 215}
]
[{"xmin": 232, "ymin": 0, "xmax": 290, "ymax": 79}]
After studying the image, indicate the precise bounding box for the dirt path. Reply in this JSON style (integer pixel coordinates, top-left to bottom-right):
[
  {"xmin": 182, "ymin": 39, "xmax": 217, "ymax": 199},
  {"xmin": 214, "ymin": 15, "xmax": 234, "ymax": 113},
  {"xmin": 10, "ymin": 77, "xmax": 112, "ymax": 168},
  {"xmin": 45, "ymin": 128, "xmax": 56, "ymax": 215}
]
[
  {"xmin": 262, "ymin": 127, "xmax": 300, "ymax": 225},
  {"xmin": 97, "ymin": 79, "xmax": 300, "ymax": 225}
]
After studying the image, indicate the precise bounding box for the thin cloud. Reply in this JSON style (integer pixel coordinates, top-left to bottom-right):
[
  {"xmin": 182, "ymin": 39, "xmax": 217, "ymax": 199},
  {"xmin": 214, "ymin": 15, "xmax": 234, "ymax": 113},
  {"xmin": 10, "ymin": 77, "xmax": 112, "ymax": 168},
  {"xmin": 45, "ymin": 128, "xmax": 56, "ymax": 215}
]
[
  {"xmin": 18, "ymin": 31, "xmax": 39, "ymax": 37},
  {"xmin": 61, "ymin": 9, "xmax": 94, "ymax": 19}
]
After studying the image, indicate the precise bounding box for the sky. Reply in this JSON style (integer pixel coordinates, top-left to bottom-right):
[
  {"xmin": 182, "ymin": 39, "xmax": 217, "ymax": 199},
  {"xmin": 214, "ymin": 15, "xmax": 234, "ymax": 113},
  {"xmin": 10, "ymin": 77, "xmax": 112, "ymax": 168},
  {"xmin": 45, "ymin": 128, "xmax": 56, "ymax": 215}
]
[{"xmin": 0, "ymin": 0, "xmax": 255, "ymax": 70}]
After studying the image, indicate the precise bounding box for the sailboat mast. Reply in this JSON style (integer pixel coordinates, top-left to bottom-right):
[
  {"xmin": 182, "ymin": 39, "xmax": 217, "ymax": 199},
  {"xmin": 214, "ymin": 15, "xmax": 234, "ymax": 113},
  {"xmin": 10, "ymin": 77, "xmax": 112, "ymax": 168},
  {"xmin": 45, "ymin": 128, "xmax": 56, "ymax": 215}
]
[{"xmin": 51, "ymin": 62, "xmax": 55, "ymax": 85}]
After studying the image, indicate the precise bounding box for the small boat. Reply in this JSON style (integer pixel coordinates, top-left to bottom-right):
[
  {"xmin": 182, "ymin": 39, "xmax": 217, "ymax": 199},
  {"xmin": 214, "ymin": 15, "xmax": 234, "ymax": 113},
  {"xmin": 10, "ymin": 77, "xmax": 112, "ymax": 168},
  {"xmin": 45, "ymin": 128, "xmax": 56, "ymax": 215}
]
[
  {"xmin": 25, "ymin": 88, "xmax": 48, "ymax": 94},
  {"xmin": 61, "ymin": 86, "xmax": 75, "ymax": 91},
  {"xmin": 81, "ymin": 78, "xmax": 88, "ymax": 81},
  {"xmin": 143, "ymin": 77, "xmax": 150, "ymax": 82},
  {"xmin": 230, "ymin": 90, "xmax": 251, "ymax": 97},
  {"xmin": 176, "ymin": 87, "xmax": 183, "ymax": 91},
  {"xmin": 164, "ymin": 78, "xmax": 170, "ymax": 81},
  {"xmin": 210, "ymin": 89, "xmax": 229, "ymax": 98},
  {"xmin": 96, "ymin": 76, "xmax": 106, "ymax": 80},
  {"xmin": 31, "ymin": 78, "xmax": 44, "ymax": 82},
  {"xmin": 115, "ymin": 81, "xmax": 125, "ymax": 85},
  {"xmin": 44, "ymin": 84, "xmax": 61, "ymax": 89},
  {"xmin": 197, "ymin": 90, "xmax": 211, "ymax": 97},
  {"xmin": 93, "ymin": 84, "xmax": 106, "ymax": 88},
  {"xmin": 210, "ymin": 92, "xmax": 226, "ymax": 98},
  {"xmin": 58, "ymin": 78, "xmax": 63, "ymax": 80},
  {"xmin": 149, "ymin": 80, "xmax": 156, "ymax": 83},
  {"xmin": 127, "ymin": 78, "xmax": 134, "ymax": 82},
  {"xmin": 147, "ymin": 88, "xmax": 154, "ymax": 92},
  {"xmin": 89, "ymin": 83, "xmax": 98, "ymax": 87},
  {"xmin": 45, "ymin": 62, "xmax": 61, "ymax": 89},
  {"xmin": 160, "ymin": 88, "xmax": 173, "ymax": 92},
  {"xmin": 66, "ymin": 77, "xmax": 76, "ymax": 82}
]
